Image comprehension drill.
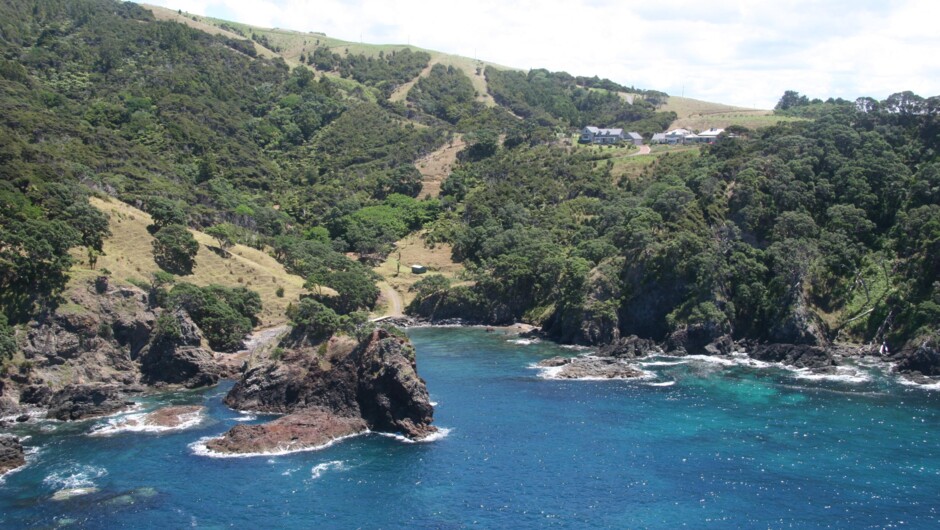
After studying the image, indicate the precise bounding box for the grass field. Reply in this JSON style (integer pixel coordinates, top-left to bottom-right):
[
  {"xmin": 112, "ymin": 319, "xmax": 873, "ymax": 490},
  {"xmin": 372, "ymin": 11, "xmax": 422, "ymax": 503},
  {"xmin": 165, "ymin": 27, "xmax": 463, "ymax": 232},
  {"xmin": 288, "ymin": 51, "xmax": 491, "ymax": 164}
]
[
  {"xmin": 372, "ymin": 233, "xmax": 466, "ymax": 309},
  {"xmin": 659, "ymin": 95, "xmax": 807, "ymax": 131},
  {"xmin": 75, "ymin": 197, "xmax": 310, "ymax": 327}
]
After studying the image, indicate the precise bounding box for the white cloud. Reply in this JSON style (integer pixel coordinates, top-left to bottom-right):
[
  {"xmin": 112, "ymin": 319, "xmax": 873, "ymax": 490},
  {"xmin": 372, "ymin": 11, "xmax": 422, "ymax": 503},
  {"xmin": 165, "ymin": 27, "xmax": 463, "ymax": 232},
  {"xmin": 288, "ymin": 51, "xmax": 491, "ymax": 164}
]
[{"xmin": 143, "ymin": 0, "xmax": 940, "ymax": 108}]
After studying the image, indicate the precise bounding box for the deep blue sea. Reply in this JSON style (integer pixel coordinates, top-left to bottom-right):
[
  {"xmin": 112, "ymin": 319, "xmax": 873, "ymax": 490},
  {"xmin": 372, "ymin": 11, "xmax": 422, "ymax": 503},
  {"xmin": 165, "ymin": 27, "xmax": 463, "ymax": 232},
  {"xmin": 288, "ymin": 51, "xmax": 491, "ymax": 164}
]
[{"xmin": 2, "ymin": 327, "xmax": 940, "ymax": 528}]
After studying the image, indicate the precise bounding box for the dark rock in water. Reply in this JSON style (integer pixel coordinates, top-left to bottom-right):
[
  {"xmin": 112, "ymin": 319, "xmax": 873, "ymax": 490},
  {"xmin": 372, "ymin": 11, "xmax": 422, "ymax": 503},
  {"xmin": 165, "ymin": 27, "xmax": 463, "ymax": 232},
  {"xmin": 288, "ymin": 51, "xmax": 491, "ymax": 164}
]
[
  {"xmin": 205, "ymin": 407, "xmax": 368, "ymax": 455},
  {"xmin": 894, "ymin": 333, "xmax": 940, "ymax": 376},
  {"xmin": 598, "ymin": 335, "xmax": 660, "ymax": 358},
  {"xmin": 0, "ymin": 435, "xmax": 25, "ymax": 475},
  {"xmin": 15, "ymin": 414, "xmax": 29, "ymax": 423},
  {"xmin": 139, "ymin": 310, "xmax": 220, "ymax": 389},
  {"xmin": 356, "ymin": 329, "xmax": 436, "ymax": 439},
  {"xmin": 746, "ymin": 343, "xmax": 837, "ymax": 369},
  {"xmin": 538, "ymin": 356, "xmax": 645, "ymax": 379},
  {"xmin": 47, "ymin": 384, "xmax": 128, "ymax": 421},
  {"xmin": 222, "ymin": 328, "xmax": 436, "ymax": 443}
]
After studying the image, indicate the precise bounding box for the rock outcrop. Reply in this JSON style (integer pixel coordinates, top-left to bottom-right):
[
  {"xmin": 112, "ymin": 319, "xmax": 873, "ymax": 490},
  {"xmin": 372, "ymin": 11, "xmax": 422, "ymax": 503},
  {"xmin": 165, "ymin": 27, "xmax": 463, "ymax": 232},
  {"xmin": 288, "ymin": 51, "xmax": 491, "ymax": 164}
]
[
  {"xmin": 745, "ymin": 342, "xmax": 838, "ymax": 369},
  {"xmin": 4, "ymin": 279, "xmax": 225, "ymax": 418},
  {"xmin": 0, "ymin": 435, "xmax": 25, "ymax": 475},
  {"xmin": 213, "ymin": 328, "xmax": 436, "ymax": 454},
  {"xmin": 139, "ymin": 310, "xmax": 220, "ymax": 389},
  {"xmin": 205, "ymin": 408, "xmax": 368, "ymax": 454},
  {"xmin": 894, "ymin": 332, "xmax": 940, "ymax": 376},
  {"xmin": 46, "ymin": 384, "xmax": 129, "ymax": 421},
  {"xmin": 537, "ymin": 356, "xmax": 645, "ymax": 379},
  {"xmin": 598, "ymin": 335, "xmax": 660, "ymax": 358}
]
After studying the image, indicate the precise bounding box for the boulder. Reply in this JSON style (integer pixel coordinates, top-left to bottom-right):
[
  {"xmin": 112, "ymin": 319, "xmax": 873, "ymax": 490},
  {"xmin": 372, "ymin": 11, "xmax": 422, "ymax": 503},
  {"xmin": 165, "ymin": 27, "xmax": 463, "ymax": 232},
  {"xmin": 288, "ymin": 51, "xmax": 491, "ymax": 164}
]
[
  {"xmin": 0, "ymin": 435, "xmax": 25, "ymax": 475},
  {"xmin": 47, "ymin": 384, "xmax": 128, "ymax": 421}
]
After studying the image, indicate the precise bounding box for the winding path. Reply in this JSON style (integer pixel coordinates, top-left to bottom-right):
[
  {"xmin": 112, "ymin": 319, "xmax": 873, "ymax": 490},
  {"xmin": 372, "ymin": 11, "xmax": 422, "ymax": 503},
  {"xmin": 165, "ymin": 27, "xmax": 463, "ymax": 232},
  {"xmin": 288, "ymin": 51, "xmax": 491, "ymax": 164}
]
[{"xmin": 374, "ymin": 281, "xmax": 404, "ymax": 320}]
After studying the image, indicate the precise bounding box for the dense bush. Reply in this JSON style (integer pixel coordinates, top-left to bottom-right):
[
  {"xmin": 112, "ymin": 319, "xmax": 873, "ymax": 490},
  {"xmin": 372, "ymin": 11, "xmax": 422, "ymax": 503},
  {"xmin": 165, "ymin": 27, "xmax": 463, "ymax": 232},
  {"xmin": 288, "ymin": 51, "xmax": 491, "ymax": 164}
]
[{"xmin": 167, "ymin": 283, "xmax": 261, "ymax": 351}]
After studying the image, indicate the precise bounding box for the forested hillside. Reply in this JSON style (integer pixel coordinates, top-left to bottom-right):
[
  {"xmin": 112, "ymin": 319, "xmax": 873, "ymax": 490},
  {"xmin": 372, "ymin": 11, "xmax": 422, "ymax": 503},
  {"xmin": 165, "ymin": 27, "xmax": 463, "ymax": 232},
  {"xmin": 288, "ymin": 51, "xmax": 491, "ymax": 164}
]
[
  {"xmin": 0, "ymin": 0, "xmax": 936, "ymax": 365},
  {"xmin": 414, "ymin": 96, "xmax": 940, "ymax": 353}
]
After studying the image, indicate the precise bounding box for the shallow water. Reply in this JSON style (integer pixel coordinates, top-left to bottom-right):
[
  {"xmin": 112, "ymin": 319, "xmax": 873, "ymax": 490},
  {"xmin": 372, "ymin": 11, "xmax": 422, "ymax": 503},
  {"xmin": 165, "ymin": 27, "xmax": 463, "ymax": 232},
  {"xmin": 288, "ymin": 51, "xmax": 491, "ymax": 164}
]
[{"xmin": 2, "ymin": 327, "xmax": 939, "ymax": 528}]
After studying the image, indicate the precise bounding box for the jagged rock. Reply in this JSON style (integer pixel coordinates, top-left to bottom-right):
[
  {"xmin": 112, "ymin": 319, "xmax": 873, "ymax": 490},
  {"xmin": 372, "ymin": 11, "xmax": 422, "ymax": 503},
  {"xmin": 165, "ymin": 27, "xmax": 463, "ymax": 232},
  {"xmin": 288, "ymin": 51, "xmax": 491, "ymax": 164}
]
[
  {"xmin": 47, "ymin": 384, "xmax": 127, "ymax": 421},
  {"xmin": 224, "ymin": 335, "xmax": 361, "ymax": 415},
  {"xmin": 205, "ymin": 407, "xmax": 368, "ymax": 455},
  {"xmin": 222, "ymin": 328, "xmax": 436, "ymax": 443},
  {"xmin": 598, "ymin": 335, "xmax": 660, "ymax": 358},
  {"xmin": 665, "ymin": 320, "xmax": 734, "ymax": 356},
  {"xmin": 745, "ymin": 343, "xmax": 837, "ymax": 369},
  {"xmin": 356, "ymin": 329, "xmax": 435, "ymax": 439},
  {"xmin": 893, "ymin": 333, "xmax": 940, "ymax": 376},
  {"xmin": 0, "ymin": 435, "xmax": 25, "ymax": 475}
]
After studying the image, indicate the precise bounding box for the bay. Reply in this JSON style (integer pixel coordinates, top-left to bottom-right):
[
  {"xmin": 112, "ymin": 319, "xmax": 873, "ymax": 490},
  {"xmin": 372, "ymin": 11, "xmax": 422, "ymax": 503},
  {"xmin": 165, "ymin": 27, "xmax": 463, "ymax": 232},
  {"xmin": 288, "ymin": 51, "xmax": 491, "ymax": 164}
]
[{"xmin": 1, "ymin": 327, "xmax": 939, "ymax": 528}]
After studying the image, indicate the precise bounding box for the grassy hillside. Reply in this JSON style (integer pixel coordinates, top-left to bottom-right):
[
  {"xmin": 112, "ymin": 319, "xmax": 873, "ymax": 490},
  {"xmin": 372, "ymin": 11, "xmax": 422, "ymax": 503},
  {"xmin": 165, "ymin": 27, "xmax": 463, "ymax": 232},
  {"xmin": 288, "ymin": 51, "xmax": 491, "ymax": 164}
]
[
  {"xmin": 661, "ymin": 95, "xmax": 804, "ymax": 130},
  {"xmin": 74, "ymin": 197, "xmax": 310, "ymax": 327}
]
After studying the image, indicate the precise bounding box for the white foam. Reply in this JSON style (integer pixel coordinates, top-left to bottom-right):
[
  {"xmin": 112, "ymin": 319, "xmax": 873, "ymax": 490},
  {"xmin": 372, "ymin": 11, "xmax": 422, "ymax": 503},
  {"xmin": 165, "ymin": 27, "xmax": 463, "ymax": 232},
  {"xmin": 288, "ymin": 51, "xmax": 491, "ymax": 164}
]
[
  {"xmin": 310, "ymin": 460, "xmax": 346, "ymax": 479},
  {"xmin": 43, "ymin": 464, "xmax": 107, "ymax": 495},
  {"xmin": 232, "ymin": 413, "xmax": 257, "ymax": 422},
  {"xmin": 429, "ymin": 401, "xmax": 438, "ymax": 407},
  {"xmin": 189, "ymin": 430, "xmax": 367, "ymax": 459},
  {"xmin": 644, "ymin": 381, "xmax": 676, "ymax": 387},
  {"xmin": 375, "ymin": 427, "xmax": 452, "ymax": 444},
  {"xmin": 560, "ymin": 344, "xmax": 593, "ymax": 351},
  {"xmin": 639, "ymin": 360, "xmax": 690, "ymax": 367},
  {"xmin": 791, "ymin": 366, "xmax": 871, "ymax": 384},
  {"xmin": 88, "ymin": 408, "xmax": 204, "ymax": 436},
  {"xmin": 508, "ymin": 338, "xmax": 539, "ymax": 345},
  {"xmin": 898, "ymin": 377, "xmax": 940, "ymax": 391}
]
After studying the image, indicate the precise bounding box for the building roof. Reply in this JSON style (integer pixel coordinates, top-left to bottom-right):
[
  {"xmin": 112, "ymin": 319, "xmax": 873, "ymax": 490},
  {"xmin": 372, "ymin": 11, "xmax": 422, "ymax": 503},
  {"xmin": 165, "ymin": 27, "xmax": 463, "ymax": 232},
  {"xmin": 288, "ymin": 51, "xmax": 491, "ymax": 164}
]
[
  {"xmin": 666, "ymin": 128, "xmax": 691, "ymax": 136},
  {"xmin": 698, "ymin": 128, "xmax": 725, "ymax": 138},
  {"xmin": 584, "ymin": 126, "xmax": 623, "ymax": 136},
  {"xmin": 651, "ymin": 133, "xmax": 667, "ymax": 140},
  {"xmin": 627, "ymin": 132, "xmax": 642, "ymax": 140}
]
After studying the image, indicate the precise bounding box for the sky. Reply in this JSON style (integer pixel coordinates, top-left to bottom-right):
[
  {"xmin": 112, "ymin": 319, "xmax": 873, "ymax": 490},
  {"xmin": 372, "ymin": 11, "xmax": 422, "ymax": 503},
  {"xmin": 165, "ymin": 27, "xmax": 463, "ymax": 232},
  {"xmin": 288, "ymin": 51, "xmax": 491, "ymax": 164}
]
[{"xmin": 143, "ymin": 0, "xmax": 940, "ymax": 109}]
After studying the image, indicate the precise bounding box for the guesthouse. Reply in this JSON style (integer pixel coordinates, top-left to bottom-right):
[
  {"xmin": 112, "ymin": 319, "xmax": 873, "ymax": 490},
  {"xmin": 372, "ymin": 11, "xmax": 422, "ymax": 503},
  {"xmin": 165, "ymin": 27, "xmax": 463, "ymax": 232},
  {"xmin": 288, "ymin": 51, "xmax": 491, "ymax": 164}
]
[
  {"xmin": 580, "ymin": 126, "xmax": 625, "ymax": 144},
  {"xmin": 626, "ymin": 132, "xmax": 643, "ymax": 146},
  {"xmin": 651, "ymin": 133, "xmax": 667, "ymax": 144},
  {"xmin": 664, "ymin": 128, "xmax": 691, "ymax": 144}
]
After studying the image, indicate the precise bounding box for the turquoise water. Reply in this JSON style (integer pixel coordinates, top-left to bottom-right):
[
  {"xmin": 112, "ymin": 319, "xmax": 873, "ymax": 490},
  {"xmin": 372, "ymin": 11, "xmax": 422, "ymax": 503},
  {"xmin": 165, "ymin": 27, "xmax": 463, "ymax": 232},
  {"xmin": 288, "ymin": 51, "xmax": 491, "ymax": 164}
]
[{"xmin": 2, "ymin": 327, "xmax": 939, "ymax": 528}]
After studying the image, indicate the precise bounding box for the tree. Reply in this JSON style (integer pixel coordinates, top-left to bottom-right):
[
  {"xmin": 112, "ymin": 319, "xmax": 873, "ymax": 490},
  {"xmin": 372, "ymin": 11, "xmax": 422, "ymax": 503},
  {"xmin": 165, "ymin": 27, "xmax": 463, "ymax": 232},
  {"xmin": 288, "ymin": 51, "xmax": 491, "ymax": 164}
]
[
  {"xmin": 146, "ymin": 198, "xmax": 187, "ymax": 232},
  {"xmin": 152, "ymin": 224, "xmax": 199, "ymax": 275},
  {"xmin": 775, "ymin": 90, "xmax": 810, "ymax": 111},
  {"xmin": 205, "ymin": 223, "xmax": 237, "ymax": 250},
  {"xmin": 324, "ymin": 269, "xmax": 379, "ymax": 314},
  {"xmin": 288, "ymin": 298, "xmax": 340, "ymax": 340}
]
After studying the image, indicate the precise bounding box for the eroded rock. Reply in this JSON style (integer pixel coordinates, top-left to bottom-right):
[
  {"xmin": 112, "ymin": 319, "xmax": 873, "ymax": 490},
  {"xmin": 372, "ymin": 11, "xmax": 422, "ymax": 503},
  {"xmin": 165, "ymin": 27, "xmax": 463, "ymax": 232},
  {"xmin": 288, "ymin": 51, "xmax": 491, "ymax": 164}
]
[{"xmin": 205, "ymin": 407, "xmax": 367, "ymax": 455}]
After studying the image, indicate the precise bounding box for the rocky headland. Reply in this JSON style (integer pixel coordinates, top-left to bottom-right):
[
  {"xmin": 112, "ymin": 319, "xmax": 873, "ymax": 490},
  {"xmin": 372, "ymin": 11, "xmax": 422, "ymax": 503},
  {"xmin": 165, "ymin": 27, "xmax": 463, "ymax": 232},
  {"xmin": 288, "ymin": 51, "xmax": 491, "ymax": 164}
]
[{"xmin": 207, "ymin": 328, "xmax": 436, "ymax": 455}]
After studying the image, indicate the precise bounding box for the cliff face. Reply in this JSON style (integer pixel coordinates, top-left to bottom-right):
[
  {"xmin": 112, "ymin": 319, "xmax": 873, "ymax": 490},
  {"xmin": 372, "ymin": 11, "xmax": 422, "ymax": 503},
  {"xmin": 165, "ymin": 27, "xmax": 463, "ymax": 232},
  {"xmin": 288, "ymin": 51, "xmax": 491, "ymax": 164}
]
[
  {"xmin": 213, "ymin": 328, "xmax": 435, "ymax": 454},
  {"xmin": 3, "ymin": 280, "xmax": 221, "ymax": 419}
]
